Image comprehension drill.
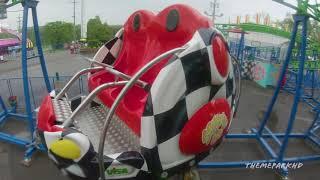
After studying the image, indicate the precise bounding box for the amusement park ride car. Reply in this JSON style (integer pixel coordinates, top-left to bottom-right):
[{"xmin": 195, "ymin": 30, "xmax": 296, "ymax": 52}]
[
  {"xmin": 1, "ymin": 0, "xmax": 320, "ymax": 180},
  {"xmin": 37, "ymin": 4, "xmax": 239, "ymax": 180}
]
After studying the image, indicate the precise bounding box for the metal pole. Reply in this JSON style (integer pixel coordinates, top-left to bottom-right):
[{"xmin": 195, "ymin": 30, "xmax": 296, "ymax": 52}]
[
  {"xmin": 237, "ymin": 32, "xmax": 245, "ymax": 62},
  {"xmin": 212, "ymin": 0, "xmax": 216, "ymax": 24},
  {"xmin": 55, "ymin": 67, "xmax": 104, "ymax": 99},
  {"xmin": 72, "ymin": 0, "xmax": 76, "ymax": 42},
  {"xmin": 278, "ymin": 15, "xmax": 309, "ymax": 161},
  {"xmin": 0, "ymin": 96, "xmax": 8, "ymax": 113},
  {"xmin": 205, "ymin": 0, "xmax": 222, "ymax": 26},
  {"xmin": 258, "ymin": 15, "xmax": 299, "ymax": 135},
  {"xmin": 311, "ymin": 70, "xmax": 315, "ymax": 98},
  {"xmin": 21, "ymin": 3, "xmax": 34, "ymax": 137},
  {"xmin": 17, "ymin": 14, "xmax": 22, "ymax": 32},
  {"xmin": 81, "ymin": 0, "xmax": 85, "ymax": 38},
  {"xmin": 31, "ymin": 6, "xmax": 52, "ymax": 92}
]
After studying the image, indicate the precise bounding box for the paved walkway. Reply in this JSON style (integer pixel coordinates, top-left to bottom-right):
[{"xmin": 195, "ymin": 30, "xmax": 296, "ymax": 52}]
[{"xmin": 0, "ymin": 51, "xmax": 90, "ymax": 79}]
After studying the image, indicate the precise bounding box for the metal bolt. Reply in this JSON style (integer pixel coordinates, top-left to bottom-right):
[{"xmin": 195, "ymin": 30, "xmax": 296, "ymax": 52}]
[
  {"xmin": 161, "ymin": 172, "xmax": 168, "ymax": 178},
  {"xmin": 189, "ymin": 160, "xmax": 196, "ymax": 166}
]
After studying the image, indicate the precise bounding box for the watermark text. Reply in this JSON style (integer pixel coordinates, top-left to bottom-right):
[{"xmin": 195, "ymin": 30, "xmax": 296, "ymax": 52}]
[{"xmin": 245, "ymin": 162, "xmax": 303, "ymax": 169}]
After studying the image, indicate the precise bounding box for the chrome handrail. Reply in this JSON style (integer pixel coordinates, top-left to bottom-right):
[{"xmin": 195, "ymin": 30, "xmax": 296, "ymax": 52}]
[
  {"xmin": 83, "ymin": 56, "xmax": 114, "ymax": 69},
  {"xmin": 231, "ymin": 55, "xmax": 242, "ymax": 116},
  {"xmin": 56, "ymin": 60, "xmax": 149, "ymax": 100},
  {"xmin": 97, "ymin": 47, "xmax": 187, "ymax": 179},
  {"xmin": 84, "ymin": 57, "xmax": 149, "ymax": 89},
  {"xmin": 56, "ymin": 67, "xmax": 104, "ymax": 100},
  {"xmin": 62, "ymin": 81, "xmax": 128, "ymax": 127}
]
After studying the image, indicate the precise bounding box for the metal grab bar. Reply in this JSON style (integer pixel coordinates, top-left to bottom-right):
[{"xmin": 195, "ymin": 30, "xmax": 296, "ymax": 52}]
[
  {"xmin": 97, "ymin": 47, "xmax": 186, "ymax": 179},
  {"xmin": 56, "ymin": 60, "xmax": 148, "ymax": 100},
  {"xmin": 84, "ymin": 57, "xmax": 149, "ymax": 89},
  {"xmin": 56, "ymin": 67, "xmax": 104, "ymax": 99},
  {"xmin": 83, "ymin": 56, "xmax": 114, "ymax": 69},
  {"xmin": 62, "ymin": 81, "xmax": 128, "ymax": 127},
  {"xmin": 231, "ymin": 55, "xmax": 242, "ymax": 116}
]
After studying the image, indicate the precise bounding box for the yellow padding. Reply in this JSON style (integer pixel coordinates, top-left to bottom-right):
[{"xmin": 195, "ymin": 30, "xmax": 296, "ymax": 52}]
[{"xmin": 49, "ymin": 139, "xmax": 81, "ymax": 160}]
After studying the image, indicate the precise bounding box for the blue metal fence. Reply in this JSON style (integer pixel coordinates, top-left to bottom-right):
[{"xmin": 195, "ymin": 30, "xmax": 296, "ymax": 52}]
[{"xmin": 0, "ymin": 75, "xmax": 88, "ymax": 111}]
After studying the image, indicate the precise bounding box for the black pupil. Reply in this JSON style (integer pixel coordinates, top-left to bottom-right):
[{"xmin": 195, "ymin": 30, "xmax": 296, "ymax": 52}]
[
  {"xmin": 166, "ymin": 9, "xmax": 179, "ymax": 32},
  {"xmin": 133, "ymin": 14, "xmax": 140, "ymax": 32}
]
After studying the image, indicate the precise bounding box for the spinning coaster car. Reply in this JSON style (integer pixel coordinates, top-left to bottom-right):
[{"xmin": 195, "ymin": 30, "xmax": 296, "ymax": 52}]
[{"xmin": 37, "ymin": 4, "xmax": 241, "ymax": 180}]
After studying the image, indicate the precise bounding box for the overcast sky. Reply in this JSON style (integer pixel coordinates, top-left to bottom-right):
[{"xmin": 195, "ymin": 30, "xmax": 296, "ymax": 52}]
[{"xmin": 0, "ymin": 0, "xmax": 301, "ymax": 30}]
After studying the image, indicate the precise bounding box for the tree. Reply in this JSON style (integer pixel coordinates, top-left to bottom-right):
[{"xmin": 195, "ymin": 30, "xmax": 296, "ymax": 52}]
[
  {"xmin": 87, "ymin": 16, "xmax": 113, "ymax": 47},
  {"xmin": 43, "ymin": 21, "xmax": 74, "ymax": 49},
  {"xmin": 274, "ymin": 13, "xmax": 294, "ymax": 32},
  {"xmin": 0, "ymin": 33, "xmax": 16, "ymax": 39},
  {"xmin": 274, "ymin": 12, "xmax": 320, "ymax": 46}
]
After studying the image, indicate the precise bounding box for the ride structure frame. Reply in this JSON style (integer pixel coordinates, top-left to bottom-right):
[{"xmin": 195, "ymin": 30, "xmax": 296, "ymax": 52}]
[
  {"xmin": 198, "ymin": 1, "xmax": 320, "ymax": 179},
  {"xmin": 0, "ymin": 0, "xmax": 51, "ymax": 165}
]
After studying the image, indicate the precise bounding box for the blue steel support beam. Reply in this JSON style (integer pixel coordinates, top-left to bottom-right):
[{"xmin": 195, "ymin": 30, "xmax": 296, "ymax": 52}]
[
  {"xmin": 21, "ymin": 3, "xmax": 35, "ymax": 139},
  {"xmin": 307, "ymin": 132, "xmax": 320, "ymax": 146},
  {"xmin": 263, "ymin": 127, "xmax": 282, "ymax": 146},
  {"xmin": 31, "ymin": 5, "xmax": 52, "ymax": 93},
  {"xmin": 198, "ymin": 159, "xmax": 276, "ymax": 168},
  {"xmin": 8, "ymin": 112, "xmax": 33, "ymax": 120},
  {"xmin": 256, "ymin": 133, "xmax": 278, "ymax": 159},
  {"xmin": 226, "ymin": 133, "xmax": 306, "ymax": 139},
  {"xmin": 0, "ymin": 132, "xmax": 29, "ymax": 147},
  {"xmin": 236, "ymin": 32, "xmax": 245, "ymax": 62},
  {"xmin": 305, "ymin": 111, "xmax": 320, "ymax": 135},
  {"xmin": 258, "ymin": 15, "xmax": 299, "ymax": 135},
  {"xmin": 0, "ymin": 115, "xmax": 7, "ymax": 125},
  {"xmin": 278, "ymin": 15, "xmax": 309, "ymax": 161},
  {"xmin": 198, "ymin": 154, "xmax": 320, "ymax": 169},
  {"xmin": 0, "ymin": 96, "xmax": 7, "ymax": 113}
]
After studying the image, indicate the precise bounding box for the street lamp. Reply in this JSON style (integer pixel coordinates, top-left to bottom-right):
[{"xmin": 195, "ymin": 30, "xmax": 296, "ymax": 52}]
[
  {"xmin": 0, "ymin": 0, "xmax": 9, "ymax": 19},
  {"xmin": 204, "ymin": 0, "xmax": 224, "ymax": 26}
]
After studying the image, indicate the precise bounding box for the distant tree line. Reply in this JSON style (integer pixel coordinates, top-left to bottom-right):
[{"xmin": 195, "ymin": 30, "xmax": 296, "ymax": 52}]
[
  {"xmin": 274, "ymin": 13, "xmax": 320, "ymax": 50},
  {"xmin": 27, "ymin": 16, "xmax": 121, "ymax": 49}
]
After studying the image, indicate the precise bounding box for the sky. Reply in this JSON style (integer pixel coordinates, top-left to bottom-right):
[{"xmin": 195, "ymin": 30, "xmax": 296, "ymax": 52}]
[{"xmin": 0, "ymin": 0, "xmax": 303, "ymax": 31}]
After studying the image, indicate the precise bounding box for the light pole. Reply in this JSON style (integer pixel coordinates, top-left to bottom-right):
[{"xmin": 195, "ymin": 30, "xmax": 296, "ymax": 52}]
[
  {"xmin": 204, "ymin": 0, "xmax": 223, "ymax": 26},
  {"xmin": 81, "ymin": 0, "xmax": 85, "ymax": 38},
  {"xmin": 72, "ymin": 0, "xmax": 77, "ymax": 42}
]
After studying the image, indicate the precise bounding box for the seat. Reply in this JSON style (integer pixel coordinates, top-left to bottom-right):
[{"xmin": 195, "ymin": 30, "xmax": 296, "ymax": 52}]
[
  {"xmin": 88, "ymin": 4, "xmax": 212, "ymax": 135},
  {"xmin": 37, "ymin": 4, "xmax": 238, "ymax": 180}
]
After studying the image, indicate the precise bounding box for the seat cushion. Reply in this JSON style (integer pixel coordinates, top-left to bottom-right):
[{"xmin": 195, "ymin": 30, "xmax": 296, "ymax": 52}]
[
  {"xmin": 88, "ymin": 70, "xmax": 147, "ymax": 135},
  {"xmin": 88, "ymin": 4, "xmax": 212, "ymax": 136}
]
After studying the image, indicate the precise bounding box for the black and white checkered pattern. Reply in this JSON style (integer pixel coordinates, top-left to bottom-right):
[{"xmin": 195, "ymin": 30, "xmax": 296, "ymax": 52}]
[
  {"xmin": 41, "ymin": 27, "xmax": 237, "ymax": 179},
  {"xmin": 43, "ymin": 128, "xmax": 94, "ymax": 178},
  {"xmin": 93, "ymin": 28, "xmax": 124, "ymax": 65},
  {"xmin": 103, "ymin": 151, "xmax": 150, "ymax": 179},
  {"xmin": 241, "ymin": 60, "xmax": 256, "ymax": 80},
  {"xmin": 42, "ymin": 91, "xmax": 151, "ymax": 179},
  {"xmin": 140, "ymin": 28, "xmax": 236, "ymax": 174},
  {"xmin": 43, "ymin": 127, "xmax": 150, "ymax": 179}
]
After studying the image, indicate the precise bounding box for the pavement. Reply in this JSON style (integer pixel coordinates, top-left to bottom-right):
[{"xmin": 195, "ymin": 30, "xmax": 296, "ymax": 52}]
[
  {"xmin": 0, "ymin": 51, "xmax": 319, "ymax": 180},
  {"xmin": 0, "ymin": 50, "xmax": 91, "ymax": 79}
]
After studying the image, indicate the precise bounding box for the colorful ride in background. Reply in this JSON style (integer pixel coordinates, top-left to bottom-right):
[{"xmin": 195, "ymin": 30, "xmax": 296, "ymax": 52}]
[
  {"xmin": 217, "ymin": 21, "xmax": 320, "ymax": 92},
  {"xmin": 0, "ymin": 27, "xmax": 34, "ymax": 62},
  {"xmin": 216, "ymin": 23, "xmax": 290, "ymax": 88}
]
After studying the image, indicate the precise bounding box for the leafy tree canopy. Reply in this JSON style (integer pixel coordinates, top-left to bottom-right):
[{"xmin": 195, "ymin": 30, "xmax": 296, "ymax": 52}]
[{"xmin": 87, "ymin": 16, "xmax": 113, "ymax": 47}]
